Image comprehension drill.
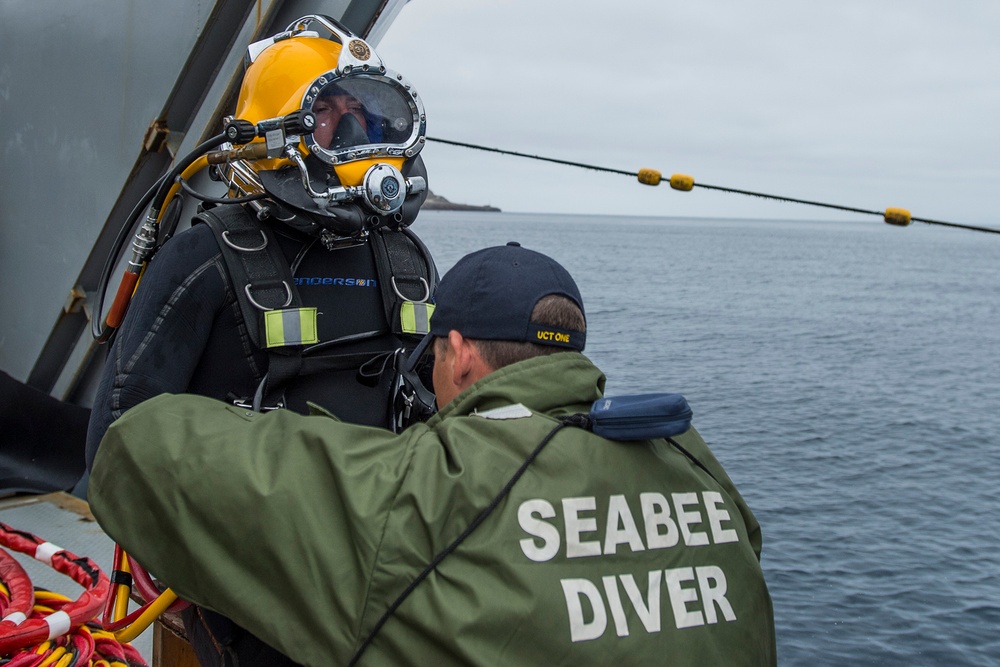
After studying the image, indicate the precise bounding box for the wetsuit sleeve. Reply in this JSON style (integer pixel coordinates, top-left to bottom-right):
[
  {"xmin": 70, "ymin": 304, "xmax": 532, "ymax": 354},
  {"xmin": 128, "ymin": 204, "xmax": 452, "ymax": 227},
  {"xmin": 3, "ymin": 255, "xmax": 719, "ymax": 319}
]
[
  {"xmin": 88, "ymin": 393, "xmax": 413, "ymax": 666},
  {"xmin": 85, "ymin": 225, "xmax": 231, "ymax": 469}
]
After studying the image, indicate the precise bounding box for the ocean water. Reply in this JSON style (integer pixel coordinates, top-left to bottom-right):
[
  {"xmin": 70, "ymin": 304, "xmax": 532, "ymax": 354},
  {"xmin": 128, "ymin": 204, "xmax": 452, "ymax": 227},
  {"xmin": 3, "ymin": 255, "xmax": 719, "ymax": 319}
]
[{"xmin": 413, "ymin": 210, "xmax": 1000, "ymax": 666}]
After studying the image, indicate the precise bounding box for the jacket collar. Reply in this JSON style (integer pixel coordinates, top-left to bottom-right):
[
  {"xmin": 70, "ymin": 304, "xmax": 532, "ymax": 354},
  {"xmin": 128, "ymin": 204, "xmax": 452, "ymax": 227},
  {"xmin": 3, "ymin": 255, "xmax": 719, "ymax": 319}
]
[{"xmin": 428, "ymin": 351, "xmax": 606, "ymax": 426}]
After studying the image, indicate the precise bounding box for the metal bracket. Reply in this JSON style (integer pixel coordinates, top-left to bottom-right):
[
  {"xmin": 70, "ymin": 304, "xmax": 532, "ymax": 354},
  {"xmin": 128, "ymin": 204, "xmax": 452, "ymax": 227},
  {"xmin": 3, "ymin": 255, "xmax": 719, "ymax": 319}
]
[
  {"xmin": 63, "ymin": 286, "xmax": 88, "ymax": 315},
  {"xmin": 143, "ymin": 119, "xmax": 170, "ymax": 153}
]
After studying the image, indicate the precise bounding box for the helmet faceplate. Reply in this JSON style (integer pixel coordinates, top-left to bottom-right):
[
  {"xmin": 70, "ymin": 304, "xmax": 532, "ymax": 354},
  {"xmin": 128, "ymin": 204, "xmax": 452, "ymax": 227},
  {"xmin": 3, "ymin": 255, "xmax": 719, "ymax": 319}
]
[
  {"xmin": 233, "ymin": 17, "xmax": 426, "ymax": 186},
  {"xmin": 303, "ymin": 73, "xmax": 424, "ymax": 166}
]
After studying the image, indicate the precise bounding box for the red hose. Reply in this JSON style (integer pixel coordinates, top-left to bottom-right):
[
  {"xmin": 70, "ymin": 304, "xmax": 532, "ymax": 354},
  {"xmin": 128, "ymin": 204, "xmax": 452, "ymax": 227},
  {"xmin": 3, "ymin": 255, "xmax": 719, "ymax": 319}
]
[
  {"xmin": 0, "ymin": 548, "xmax": 34, "ymax": 625},
  {"xmin": 127, "ymin": 555, "xmax": 189, "ymax": 614},
  {"xmin": 0, "ymin": 522, "xmax": 110, "ymax": 655}
]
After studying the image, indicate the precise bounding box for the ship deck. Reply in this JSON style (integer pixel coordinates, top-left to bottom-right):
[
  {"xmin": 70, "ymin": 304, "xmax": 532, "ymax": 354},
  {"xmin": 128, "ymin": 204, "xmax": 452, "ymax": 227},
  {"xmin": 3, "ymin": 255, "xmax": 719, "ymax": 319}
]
[{"xmin": 0, "ymin": 492, "xmax": 154, "ymax": 661}]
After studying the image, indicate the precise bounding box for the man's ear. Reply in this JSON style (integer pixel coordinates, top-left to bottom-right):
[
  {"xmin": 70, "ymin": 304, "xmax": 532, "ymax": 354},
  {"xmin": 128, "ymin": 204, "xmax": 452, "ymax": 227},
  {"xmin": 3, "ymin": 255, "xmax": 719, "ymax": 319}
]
[
  {"xmin": 448, "ymin": 330, "xmax": 475, "ymax": 385},
  {"xmin": 447, "ymin": 330, "xmax": 493, "ymax": 390}
]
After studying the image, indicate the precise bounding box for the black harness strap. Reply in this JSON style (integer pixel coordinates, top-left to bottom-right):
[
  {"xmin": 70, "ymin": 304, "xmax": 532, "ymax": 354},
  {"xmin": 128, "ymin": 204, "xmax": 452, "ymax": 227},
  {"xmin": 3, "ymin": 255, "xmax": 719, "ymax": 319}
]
[
  {"xmin": 198, "ymin": 206, "xmax": 304, "ymax": 409},
  {"xmin": 369, "ymin": 227, "xmax": 435, "ymax": 334},
  {"xmin": 199, "ymin": 206, "xmax": 438, "ymax": 413},
  {"xmin": 197, "ymin": 206, "xmax": 302, "ymax": 349}
]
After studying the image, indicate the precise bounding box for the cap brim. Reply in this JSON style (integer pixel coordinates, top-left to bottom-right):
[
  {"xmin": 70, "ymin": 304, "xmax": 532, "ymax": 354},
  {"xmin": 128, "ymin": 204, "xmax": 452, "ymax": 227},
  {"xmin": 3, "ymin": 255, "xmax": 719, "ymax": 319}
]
[{"xmin": 404, "ymin": 333, "xmax": 435, "ymax": 374}]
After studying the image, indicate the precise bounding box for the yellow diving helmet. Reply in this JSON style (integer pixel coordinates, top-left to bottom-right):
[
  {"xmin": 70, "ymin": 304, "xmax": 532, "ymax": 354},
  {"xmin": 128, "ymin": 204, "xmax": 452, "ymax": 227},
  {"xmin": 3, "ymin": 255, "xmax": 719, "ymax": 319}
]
[{"xmin": 222, "ymin": 14, "xmax": 428, "ymax": 236}]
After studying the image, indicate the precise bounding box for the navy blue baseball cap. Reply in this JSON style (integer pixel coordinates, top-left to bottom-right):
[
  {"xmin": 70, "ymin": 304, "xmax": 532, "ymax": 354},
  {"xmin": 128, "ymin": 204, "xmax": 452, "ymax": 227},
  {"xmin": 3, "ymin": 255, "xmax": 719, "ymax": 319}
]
[{"xmin": 405, "ymin": 242, "xmax": 586, "ymax": 370}]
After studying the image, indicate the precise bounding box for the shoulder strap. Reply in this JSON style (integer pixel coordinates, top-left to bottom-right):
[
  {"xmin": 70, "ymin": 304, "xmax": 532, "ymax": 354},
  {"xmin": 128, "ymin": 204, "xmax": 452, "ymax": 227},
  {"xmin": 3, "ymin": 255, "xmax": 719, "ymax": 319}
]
[
  {"xmin": 197, "ymin": 205, "xmax": 313, "ymax": 410},
  {"xmin": 368, "ymin": 227, "xmax": 438, "ymax": 336},
  {"xmin": 196, "ymin": 205, "xmax": 303, "ymax": 348}
]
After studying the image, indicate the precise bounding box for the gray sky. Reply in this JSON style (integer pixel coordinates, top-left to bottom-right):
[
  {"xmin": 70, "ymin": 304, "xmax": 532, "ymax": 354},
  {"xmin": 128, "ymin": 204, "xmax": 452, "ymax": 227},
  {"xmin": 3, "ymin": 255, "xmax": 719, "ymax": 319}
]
[{"xmin": 376, "ymin": 0, "xmax": 1000, "ymax": 227}]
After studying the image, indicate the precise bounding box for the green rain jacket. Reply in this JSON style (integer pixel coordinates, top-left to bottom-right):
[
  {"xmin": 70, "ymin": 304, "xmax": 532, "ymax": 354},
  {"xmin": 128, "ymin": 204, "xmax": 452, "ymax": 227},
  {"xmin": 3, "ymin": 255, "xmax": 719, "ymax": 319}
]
[{"xmin": 90, "ymin": 352, "xmax": 776, "ymax": 666}]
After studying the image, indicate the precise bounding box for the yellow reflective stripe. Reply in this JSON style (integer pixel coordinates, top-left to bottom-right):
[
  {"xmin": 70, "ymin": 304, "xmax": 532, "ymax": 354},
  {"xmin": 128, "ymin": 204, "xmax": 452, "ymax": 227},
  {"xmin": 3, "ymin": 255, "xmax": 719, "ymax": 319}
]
[
  {"xmin": 264, "ymin": 308, "xmax": 319, "ymax": 348},
  {"xmin": 400, "ymin": 301, "xmax": 435, "ymax": 334}
]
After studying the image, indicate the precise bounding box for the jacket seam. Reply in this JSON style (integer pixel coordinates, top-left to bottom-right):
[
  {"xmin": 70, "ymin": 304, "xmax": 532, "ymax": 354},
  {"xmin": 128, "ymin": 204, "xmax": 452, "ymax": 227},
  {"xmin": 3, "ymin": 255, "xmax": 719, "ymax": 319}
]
[{"xmin": 351, "ymin": 426, "xmax": 426, "ymax": 655}]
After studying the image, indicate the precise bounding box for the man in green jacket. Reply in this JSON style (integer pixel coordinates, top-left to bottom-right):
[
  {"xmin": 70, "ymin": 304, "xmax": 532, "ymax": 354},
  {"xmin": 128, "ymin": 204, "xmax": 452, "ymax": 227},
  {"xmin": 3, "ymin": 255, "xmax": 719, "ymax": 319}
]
[{"xmin": 90, "ymin": 243, "xmax": 776, "ymax": 666}]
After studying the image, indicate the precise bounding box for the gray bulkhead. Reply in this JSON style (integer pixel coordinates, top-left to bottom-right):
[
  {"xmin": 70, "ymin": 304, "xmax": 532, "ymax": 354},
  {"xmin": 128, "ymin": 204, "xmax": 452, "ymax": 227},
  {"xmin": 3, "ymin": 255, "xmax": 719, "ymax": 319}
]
[{"xmin": 0, "ymin": 0, "xmax": 408, "ymax": 404}]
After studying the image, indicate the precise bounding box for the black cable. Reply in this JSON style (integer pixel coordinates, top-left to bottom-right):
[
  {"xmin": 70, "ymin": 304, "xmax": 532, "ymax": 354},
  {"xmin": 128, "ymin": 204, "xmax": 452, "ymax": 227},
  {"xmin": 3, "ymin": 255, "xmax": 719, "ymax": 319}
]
[
  {"xmin": 93, "ymin": 133, "xmax": 231, "ymax": 341},
  {"xmin": 290, "ymin": 236, "xmax": 319, "ymax": 275},
  {"xmin": 427, "ymin": 136, "xmax": 635, "ymax": 177},
  {"xmin": 692, "ymin": 182, "xmax": 883, "ymax": 215},
  {"xmin": 693, "ymin": 182, "xmax": 1000, "ymax": 234},
  {"xmin": 148, "ymin": 133, "xmax": 228, "ymax": 213},
  {"xmin": 909, "ymin": 217, "xmax": 1000, "ymax": 234},
  {"xmin": 666, "ymin": 436, "xmax": 721, "ymax": 485},
  {"xmin": 177, "ymin": 177, "xmax": 268, "ymax": 205},
  {"xmin": 426, "ymin": 137, "xmax": 1000, "ymax": 235}
]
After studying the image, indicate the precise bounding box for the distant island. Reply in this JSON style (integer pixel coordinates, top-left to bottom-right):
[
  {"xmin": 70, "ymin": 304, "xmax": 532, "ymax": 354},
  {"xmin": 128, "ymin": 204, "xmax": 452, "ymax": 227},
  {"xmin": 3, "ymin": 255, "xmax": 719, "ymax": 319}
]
[{"xmin": 422, "ymin": 190, "xmax": 501, "ymax": 212}]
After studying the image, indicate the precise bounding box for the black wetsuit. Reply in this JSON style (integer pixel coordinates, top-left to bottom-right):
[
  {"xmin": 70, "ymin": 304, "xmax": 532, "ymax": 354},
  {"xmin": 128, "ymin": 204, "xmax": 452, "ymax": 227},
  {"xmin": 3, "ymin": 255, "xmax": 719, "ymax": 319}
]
[{"xmin": 86, "ymin": 209, "xmax": 434, "ymax": 666}]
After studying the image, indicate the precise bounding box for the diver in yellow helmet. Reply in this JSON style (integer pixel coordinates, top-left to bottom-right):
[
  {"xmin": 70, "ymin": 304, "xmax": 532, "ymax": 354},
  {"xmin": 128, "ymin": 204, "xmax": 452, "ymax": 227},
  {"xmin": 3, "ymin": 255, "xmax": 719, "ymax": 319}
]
[
  {"xmin": 221, "ymin": 14, "xmax": 429, "ymax": 240},
  {"xmin": 86, "ymin": 16, "xmax": 437, "ymax": 667}
]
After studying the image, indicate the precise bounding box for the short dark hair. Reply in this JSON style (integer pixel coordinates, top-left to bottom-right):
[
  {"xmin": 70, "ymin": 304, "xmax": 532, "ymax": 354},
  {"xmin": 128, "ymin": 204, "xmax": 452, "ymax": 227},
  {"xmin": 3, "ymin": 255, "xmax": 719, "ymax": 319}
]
[{"xmin": 468, "ymin": 294, "xmax": 586, "ymax": 370}]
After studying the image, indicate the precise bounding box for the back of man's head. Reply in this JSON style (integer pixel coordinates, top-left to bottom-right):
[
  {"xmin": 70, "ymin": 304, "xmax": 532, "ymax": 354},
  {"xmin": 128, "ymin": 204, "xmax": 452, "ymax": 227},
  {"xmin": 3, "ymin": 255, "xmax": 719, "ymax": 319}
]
[
  {"xmin": 472, "ymin": 293, "xmax": 585, "ymax": 368},
  {"xmin": 409, "ymin": 242, "xmax": 587, "ymax": 371}
]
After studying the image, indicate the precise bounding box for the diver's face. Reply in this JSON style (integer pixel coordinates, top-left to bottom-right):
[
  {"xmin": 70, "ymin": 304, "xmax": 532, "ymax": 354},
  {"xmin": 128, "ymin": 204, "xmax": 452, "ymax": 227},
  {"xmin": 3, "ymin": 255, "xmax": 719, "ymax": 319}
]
[{"xmin": 313, "ymin": 94, "xmax": 367, "ymax": 148}]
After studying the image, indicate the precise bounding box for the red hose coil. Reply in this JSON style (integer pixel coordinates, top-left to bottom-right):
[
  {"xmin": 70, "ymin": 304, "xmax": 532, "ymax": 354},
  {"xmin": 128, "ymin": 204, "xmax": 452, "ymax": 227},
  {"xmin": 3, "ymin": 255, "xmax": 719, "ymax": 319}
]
[
  {"xmin": 0, "ymin": 548, "xmax": 34, "ymax": 625},
  {"xmin": 0, "ymin": 522, "xmax": 111, "ymax": 655}
]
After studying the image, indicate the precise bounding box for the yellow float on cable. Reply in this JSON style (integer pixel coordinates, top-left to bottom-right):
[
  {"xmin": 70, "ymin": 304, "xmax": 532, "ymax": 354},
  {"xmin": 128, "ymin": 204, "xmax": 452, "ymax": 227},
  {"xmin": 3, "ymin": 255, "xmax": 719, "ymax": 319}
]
[
  {"xmin": 636, "ymin": 169, "xmax": 695, "ymax": 191},
  {"xmin": 669, "ymin": 173, "xmax": 695, "ymax": 191},
  {"xmin": 884, "ymin": 207, "xmax": 912, "ymax": 227},
  {"xmin": 637, "ymin": 168, "xmax": 661, "ymax": 186}
]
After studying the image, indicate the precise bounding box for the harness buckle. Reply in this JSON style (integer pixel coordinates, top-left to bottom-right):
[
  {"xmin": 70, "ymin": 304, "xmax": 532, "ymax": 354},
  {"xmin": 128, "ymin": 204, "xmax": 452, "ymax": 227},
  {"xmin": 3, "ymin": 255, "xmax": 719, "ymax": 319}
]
[
  {"xmin": 221, "ymin": 228, "xmax": 269, "ymax": 252},
  {"xmin": 231, "ymin": 398, "xmax": 284, "ymax": 412},
  {"xmin": 391, "ymin": 275, "xmax": 430, "ymax": 303},
  {"xmin": 244, "ymin": 281, "xmax": 293, "ymax": 311}
]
